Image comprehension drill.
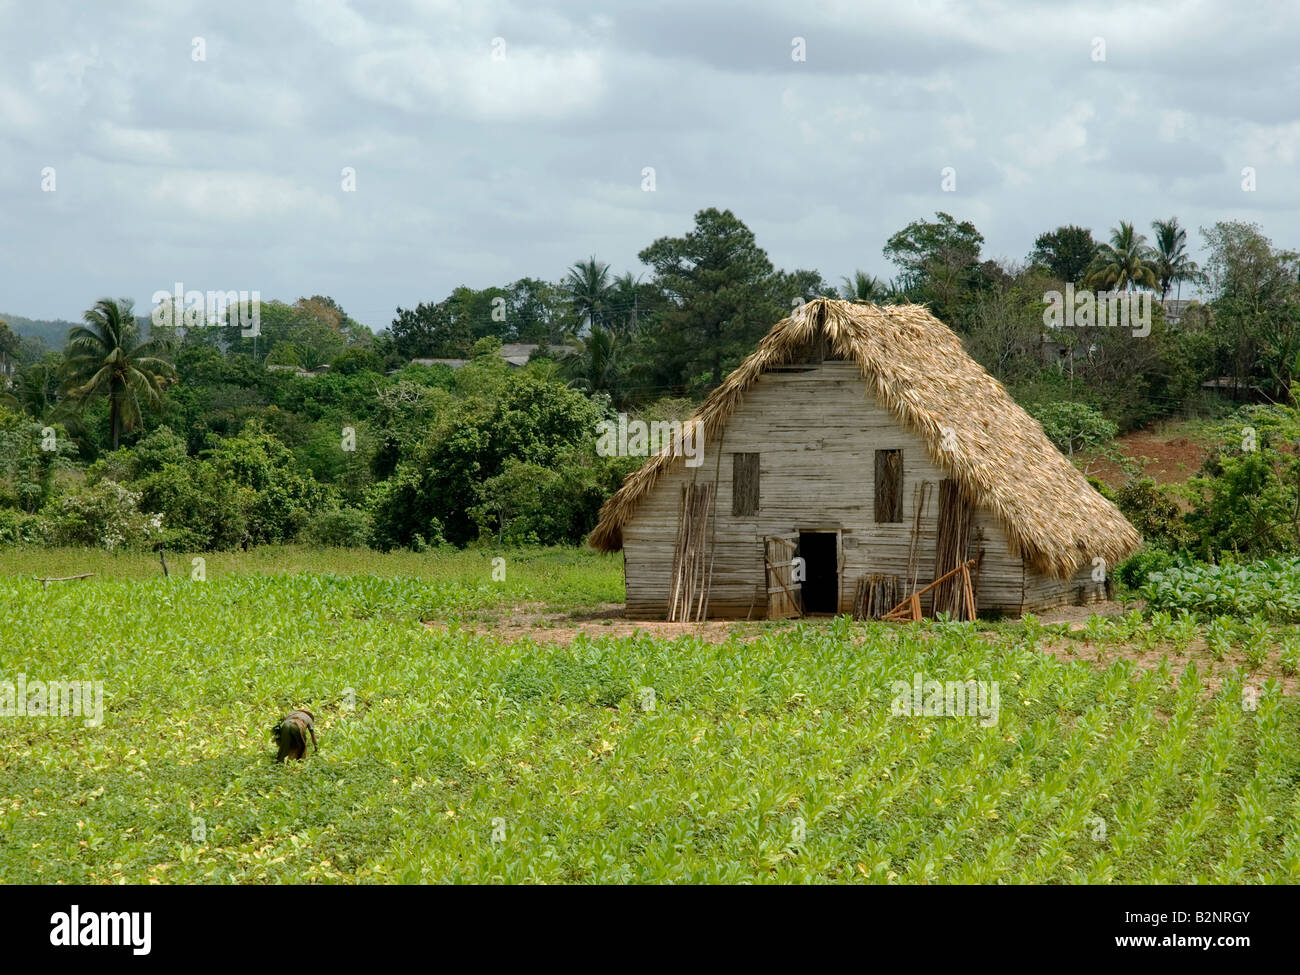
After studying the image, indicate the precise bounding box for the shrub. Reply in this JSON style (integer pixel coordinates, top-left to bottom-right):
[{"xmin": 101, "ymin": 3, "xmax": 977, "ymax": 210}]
[
  {"xmin": 470, "ymin": 459, "xmax": 569, "ymax": 546},
  {"xmin": 306, "ymin": 507, "xmax": 372, "ymax": 547},
  {"xmin": 86, "ymin": 425, "xmax": 189, "ymax": 486},
  {"xmin": 1028, "ymin": 401, "xmax": 1118, "ymax": 455},
  {"xmin": 207, "ymin": 423, "xmax": 328, "ymax": 544},
  {"xmin": 1113, "ymin": 464, "xmax": 1190, "ymax": 553},
  {"xmin": 634, "ymin": 396, "xmax": 696, "ymax": 423},
  {"xmin": 0, "ymin": 407, "xmax": 74, "ymax": 512},
  {"xmin": 1185, "ymin": 450, "xmax": 1298, "ymax": 561},
  {"xmin": 135, "ymin": 460, "xmax": 248, "ymax": 550},
  {"xmin": 1114, "ymin": 547, "xmax": 1190, "ymax": 592},
  {"xmin": 0, "ymin": 508, "xmax": 47, "ymax": 545},
  {"xmin": 294, "ymin": 419, "xmax": 375, "ymax": 504},
  {"xmin": 43, "ymin": 480, "xmax": 164, "ymax": 549},
  {"xmin": 369, "ymin": 373, "xmax": 603, "ymax": 548}
]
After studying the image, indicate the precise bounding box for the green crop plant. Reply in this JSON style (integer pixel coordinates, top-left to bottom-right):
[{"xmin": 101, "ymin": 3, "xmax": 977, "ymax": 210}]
[
  {"xmin": 1143, "ymin": 558, "xmax": 1300, "ymax": 622},
  {"xmin": 1279, "ymin": 634, "xmax": 1300, "ymax": 677},
  {"xmin": 1143, "ymin": 609, "xmax": 1173, "ymax": 650},
  {"xmin": 1166, "ymin": 614, "xmax": 1199, "ymax": 656},
  {"xmin": 2, "ymin": 551, "xmax": 1298, "ymax": 885},
  {"xmin": 1206, "ymin": 618, "xmax": 1235, "ymax": 662},
  {"xmin": 1081, "ymin": 614, "xmax": 1113, "ymax": 647},
  {"xmin": 1242, "ymin": 617, "xmax": 1273, "ymax": 671}
]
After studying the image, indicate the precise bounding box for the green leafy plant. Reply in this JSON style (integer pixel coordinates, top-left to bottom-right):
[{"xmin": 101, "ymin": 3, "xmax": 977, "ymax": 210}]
[
  {"xmin": 1280, "ymin": 635, "xmax": 1300, "ymax": 677},
  {"xmin": 1143, "ymin": 558, "xmax": 1300, "ymax": 621},
  {"xmin": 1205, "ymin": 618, "xmax": 1235, "ymax": 661},
  {"xmin": 1242, "ymin": 616, "xmax": 1273, "ymax": 671}
]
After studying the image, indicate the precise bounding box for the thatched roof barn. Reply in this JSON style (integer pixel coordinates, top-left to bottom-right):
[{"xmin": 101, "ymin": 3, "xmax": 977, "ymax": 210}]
[{"xmin": 590, "ymin": 298, "xmax": 1140, "ymax": 620}]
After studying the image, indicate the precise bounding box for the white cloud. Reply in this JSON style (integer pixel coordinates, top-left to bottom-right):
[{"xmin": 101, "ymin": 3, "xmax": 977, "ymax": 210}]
[
  {"xmin": 0, "ymin": 83, "xmax": 40, "ymax": 129},
  {"xmin": 31, "ymin": 47, "xmax": 98, "ymax": 103},
  {"xmin": 1003, "ymin": 102, "xmax": 1098, "ymax": 169},
  {"xmin": 347, "ymin": 43, "xmax": 603, "ymax": 120},
  {"xmin": 941, "ymin": 113, "xmax": 977, "ymax": 152},
  {"xmin": 1158, "ymin": 109, "xmax": 1190, "ymax": 143},
  {"xmin": 94, "ymin": 122, "xmax": 174, "ymax": 162},
  {"xmin": 1241, "ymin": 120, "xmax": 1300, "ymax": 166},
  {"xmin": 146, "ymin": 170, "xmax": 342, "ymax": 222}
]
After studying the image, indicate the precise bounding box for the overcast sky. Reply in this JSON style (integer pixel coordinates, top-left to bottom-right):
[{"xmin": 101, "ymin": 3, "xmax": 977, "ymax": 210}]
[{"xmin": 2, "ymin": 0, "xmax": 1298, "ymax": 327}]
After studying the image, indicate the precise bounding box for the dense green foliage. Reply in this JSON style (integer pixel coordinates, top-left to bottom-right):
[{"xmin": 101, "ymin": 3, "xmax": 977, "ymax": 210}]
[
  {"xmin": 1108, "ymin": 403, "xmax": 1300, "ymax": 577},
  {"xmin": 1180, "ymin": 406, "xmax": 1300, "ymax": 562},
  {"xmin": 0, "ymin": 345, "xmax": 634, "ymax": 551}
]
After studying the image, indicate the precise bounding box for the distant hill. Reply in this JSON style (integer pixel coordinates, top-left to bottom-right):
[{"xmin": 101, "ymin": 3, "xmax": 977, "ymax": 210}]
[
  {"xmin": 2, "ymin": 312, "xmax": 155, "ymax": 354},
  {"xmin": 1, "ymin": 313, "xmax": 76, "ymax": 351}
]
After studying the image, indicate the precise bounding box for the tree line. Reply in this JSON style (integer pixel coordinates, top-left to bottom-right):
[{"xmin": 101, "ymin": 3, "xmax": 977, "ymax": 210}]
[{"xmin": 1, "ymin": 206, "xmax": 1298, "ymax": 554}]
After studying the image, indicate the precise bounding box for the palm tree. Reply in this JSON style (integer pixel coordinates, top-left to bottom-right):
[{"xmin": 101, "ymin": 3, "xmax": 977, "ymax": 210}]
[
  {"xmin": 839, "ymin": 270, "xmax": 908, "ymax": 305},
  {"xmin": 0, "ymin": 319, "xmax": 18, "ymax": 383},
  {"xmin": 607, "ymin": 272, "xmax": 645, "ymax": 336},
  {"xmin": 563, "ymin": 257, "xmax": 611, "ymax": 335},
  {"xmin": 839, "ymin": 270, "xmax": 887, "ymax": 303},
  {"xmin": 59, "ymin": 297, "xmax": 175, "ymax": 450},
  {"xmin": 562, "ymin": 324, "xmax": 618, "ymax": 395},
  {"xmin": 1151, "ymin": 217, "xmax": 1205, "ymax": 299},
  {"xmin": 10, "ymin": 359, "xmax": 61, "ymax": 420},
  {"xmin": 1084, "ymin": 222, "xmax": 1159, "ymax": 292}
]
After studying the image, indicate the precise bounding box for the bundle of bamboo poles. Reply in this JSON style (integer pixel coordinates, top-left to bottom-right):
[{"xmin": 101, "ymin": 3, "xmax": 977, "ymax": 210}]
[
  {"xmin": 667, "ymin": 482, "xmax": 715, "ymax": 622},
  {"xmin": 931, "ymin": 480, "xmax": 975, "ymax": 619},
  {"xmin": 853, "ymin": 574, "xmax": 900, "ymax": 620}
]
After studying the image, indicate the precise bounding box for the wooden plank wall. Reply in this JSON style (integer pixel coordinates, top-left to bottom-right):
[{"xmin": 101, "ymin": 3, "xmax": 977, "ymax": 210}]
[
  {"xmin": 622, "ymin": 361, "xmax": 1036, "ymax": 618},
  {"xmin": 1022, "ymin": 561, "xmax": 1109, "ymax": 613}
]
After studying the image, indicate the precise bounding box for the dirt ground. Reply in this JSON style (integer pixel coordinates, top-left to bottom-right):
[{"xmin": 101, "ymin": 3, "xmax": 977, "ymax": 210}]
[
  {"xmin": 427, "ymin": 598, "xmax": 1132, "ymax": 644},
  {"xmin": 1081, "ymin": 431, "xmax": 1212, "ymax": 487},
  {"xmin": 426, "ymin": 603, "xmax": 755, "ymax": 645}
]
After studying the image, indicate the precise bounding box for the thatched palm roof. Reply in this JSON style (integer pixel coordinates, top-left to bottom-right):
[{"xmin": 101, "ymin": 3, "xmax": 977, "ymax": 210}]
[{"xmin": 589, "ymin": 298, "xmax": 1140, "ymax": 578}]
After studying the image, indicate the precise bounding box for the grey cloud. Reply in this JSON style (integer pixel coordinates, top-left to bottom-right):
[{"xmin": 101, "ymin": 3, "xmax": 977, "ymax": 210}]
[{"xmin": 0, "ymin": 0, "xmax": 1296, "ymax": 325}]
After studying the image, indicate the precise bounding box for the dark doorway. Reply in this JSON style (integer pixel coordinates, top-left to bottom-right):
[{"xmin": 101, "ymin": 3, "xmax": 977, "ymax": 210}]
[{"xmin": 798, "ymin": 532, "xmax": 839, "ymax": 614}]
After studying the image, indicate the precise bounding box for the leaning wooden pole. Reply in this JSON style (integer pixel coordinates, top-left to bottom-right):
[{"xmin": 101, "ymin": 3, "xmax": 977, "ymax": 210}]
[
  {"xmin": 667, "ymin": 484, "xmax": 689, "ymax": 622},
  {"xmin": 698, "ymin": 425, "xmax": 723, "ymax": 623},
  {"xmin": 883, "ymin": 560, "xmax": 976, "ymax": 623}
]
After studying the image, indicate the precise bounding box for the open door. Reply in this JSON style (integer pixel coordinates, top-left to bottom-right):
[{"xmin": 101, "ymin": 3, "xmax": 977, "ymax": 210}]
[
  {"xmin": 764, "ymin": 535, "xmax": 801, "ymax": 619},
  {"xmin": 798, "ymin": 531, "xmax": 840, "ymax": 614}
]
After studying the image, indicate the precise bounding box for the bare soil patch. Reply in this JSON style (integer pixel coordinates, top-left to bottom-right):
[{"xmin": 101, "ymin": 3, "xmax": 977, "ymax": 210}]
[
  {"xmin": 425, "ymin": 603, "xmax": 760, "ymax": 645},
  {"xmin": 1082, "ymin": 431, "xmax": 1212, "ymax": 488}
]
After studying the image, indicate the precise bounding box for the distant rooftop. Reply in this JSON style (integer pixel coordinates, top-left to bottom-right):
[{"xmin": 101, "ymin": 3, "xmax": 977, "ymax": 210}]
[
  {"xmin": 409, "ymin": 343, "xmax": 570, "ymax": 371},
  {"xmin": 266, "ymin": 363, "xmax": 330, "ymax": 376},
  {"xmin": 1161, "ymin": 298, "xmax": 1198, "ymax": 324}
]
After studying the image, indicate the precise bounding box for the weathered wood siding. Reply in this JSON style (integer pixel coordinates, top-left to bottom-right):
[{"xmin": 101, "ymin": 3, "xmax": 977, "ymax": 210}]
[
  {"xmin": 1022, "ymin": 561, "xmax": 1107, "ymax": 613},
  {"xmin": 622, "ymin": 361, "xmax": 1048, "ymax": 618}
]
